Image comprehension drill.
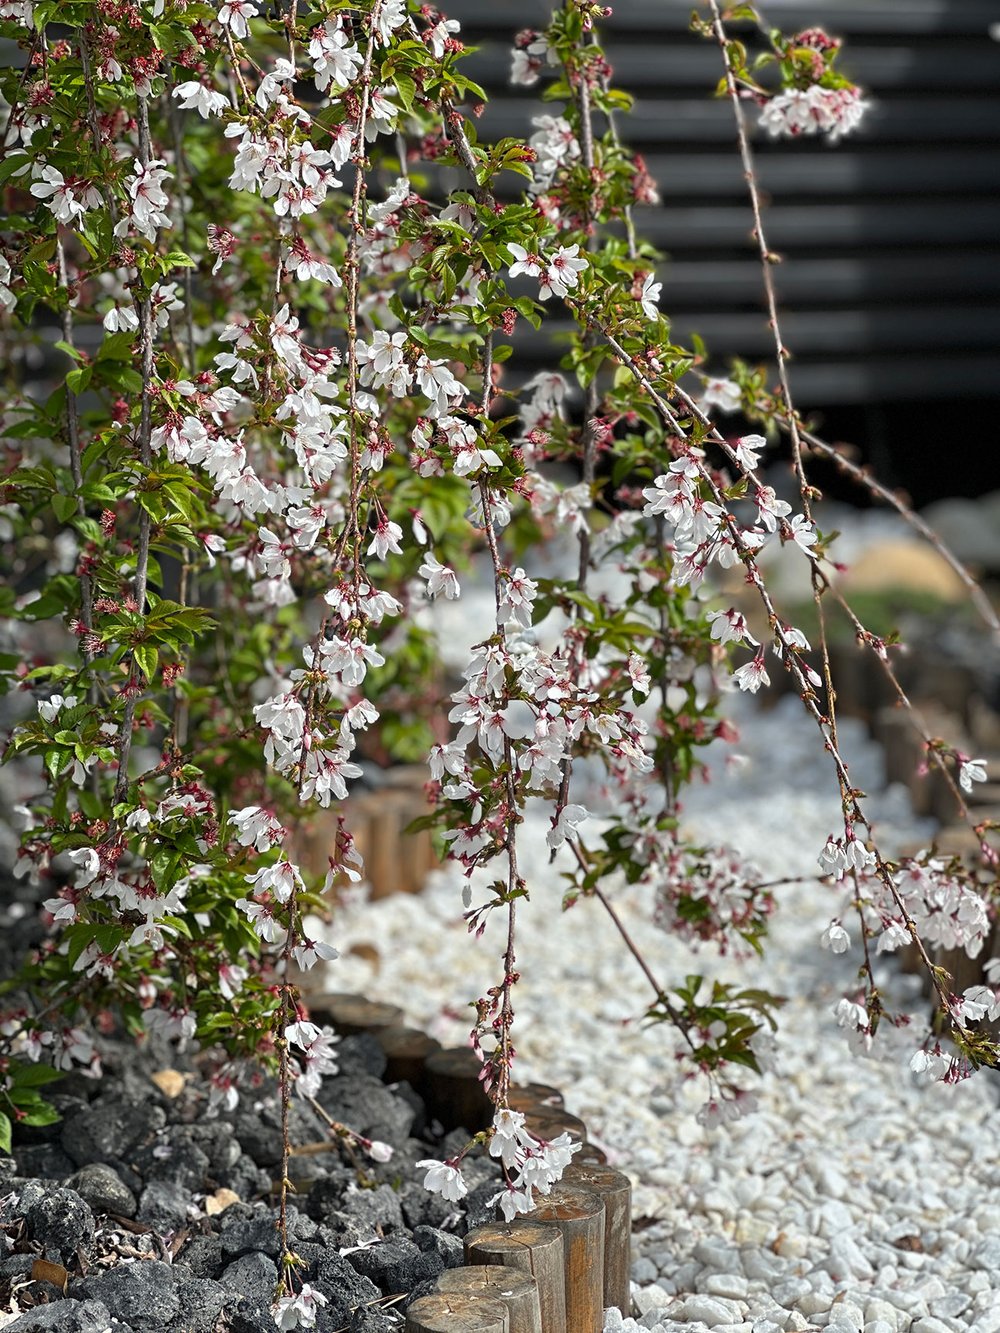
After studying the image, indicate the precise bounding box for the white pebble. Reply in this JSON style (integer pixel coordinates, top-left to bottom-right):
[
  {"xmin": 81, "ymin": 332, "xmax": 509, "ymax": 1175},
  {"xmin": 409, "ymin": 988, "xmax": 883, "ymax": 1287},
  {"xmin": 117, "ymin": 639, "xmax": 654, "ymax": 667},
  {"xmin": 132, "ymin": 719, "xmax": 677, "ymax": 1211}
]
[
  {"xmin": 912, "ymin": 1319, "xmax": 959, "ymax": 1333},
  {"xmin": 684, "ymin": 1295, "xmax": 744, "ymax": 1326},
  {"xmin": 705, "ymin": 1275, "xmax": 750, "ymax": 1300}
]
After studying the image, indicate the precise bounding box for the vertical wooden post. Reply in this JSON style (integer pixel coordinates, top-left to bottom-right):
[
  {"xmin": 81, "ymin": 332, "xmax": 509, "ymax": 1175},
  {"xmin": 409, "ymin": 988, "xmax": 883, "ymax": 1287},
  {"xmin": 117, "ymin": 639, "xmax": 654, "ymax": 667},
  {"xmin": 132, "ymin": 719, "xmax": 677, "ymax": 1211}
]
[
  {"xmin": 437, "ymin": 1265, "xmax": 542, "ymax": 1333},
  {"xmin": 521, "ymin": 1108, "xmax": 587, "ymax": 1145},
  {"xmin": 376, "ymin": 1024, "xmax": 442, "ymax": 1094},
  {"xmin": 307, "ymin": 991, "xmax": 403, "ymax": 1036},
  {"xmin": 507, "ymin": 1083, "xmax": 565, "ymax": 1112},
  {"xmin": 406, "ymin": 1292, "xmax": 509, "ymax": 1332},
  {"xmin": 529, "ymin": 1184, "xmax": 605, "ymax": 1333},
  {"xmin": 424, "ymin": 1047, "xmax": 493, "ymax": 1132},
  {"xmin": 563, "ymin": 1161, "xmax": 632, "ymax": 1316},
  {"xmin": 464, "ymin": 1220, "xmax": 566, "ymax": 1333}
]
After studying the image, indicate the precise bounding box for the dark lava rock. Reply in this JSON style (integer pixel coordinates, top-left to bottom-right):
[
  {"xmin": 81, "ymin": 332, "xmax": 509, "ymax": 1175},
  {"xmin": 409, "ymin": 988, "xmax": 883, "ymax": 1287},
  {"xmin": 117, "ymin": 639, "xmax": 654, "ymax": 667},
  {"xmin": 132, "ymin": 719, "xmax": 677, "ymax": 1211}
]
[
  {"xmin": 227, "ymin": 1297, "xmax": 276, "ymax": 1333},
  {"xmin": 14, "ymin": 1144, "xmax": 76, "ymax": 1180},
  {"xmin": 220, "ymin": 1251, "xmax": 278, "ymax": 1302},
  {"xmin": 134, "ymin": 1129, "xmax": 210, "ymax": 1192},
  {"xmin": 305, "ymin": 1252, "xmax": 381, "ymax": 1327},
  {"xmin": 460, "ymin": 1180, "xmax": 503, "ymax": 1233},
  {"xmin": 338, "ymin": 1184, "xmax": 404, "ymax": 1237},
  {"xmin": 174, "ymin": 1278, "xmax": 228, "ymax": 1333},
  {"xmin": 60, "ymin": 1097, "xmax": 166, "ymax": 1169},
  {"xmin": 346, "ymin": 1236, "xmax": 443, "ymax": 1293},
  {"xmin": 2, "ymin": 1299, "xmax": 129, "ymax": 1333},
  {"xmin": 219, "ymin": 1204, "xmax": 282, "ymax": 1260},
  {"xmin": 2, "ymin": 1181, "xmax": 46, "ymax": 1220},
  {"xmin": 186, "ymin": 1121, "xmax": 242, "ymax": 1175},
  {"xmin": 304, "ymin": 1168, "xmax": 361, "ymax": 1223},
  {"xmin": 334, "ymin": 1033, "xmax": 388, "ymax": 1080},
  {"xmin": 317, "ymin": 1075, "xmax": 415, "ymax": 1145},
  {"xmin": 175, "ymin": 1232, "xmax": 224, "ymax": 1279},
  {"xmin": 230, "ymin": 1111, "xmax": 283, "ymax": 1170},
  {"xmin": 216, "ymin": 1154, "xmax": 271, "ymax": 1200},
  {"xmin": 412, "ymin": 1225, "xmax": 464, "ymax": 1268},
  {"xmin": 26, "ymin": 1188, "xmax": 96, "ymax": 1263},
  {"xmin": 67, "ymin": 1164, "xmax": 137, "ymax": 1219},
  {"xmin": 349, "ymin": 1310, "xmax": 400, "ymax": 1333},
  {"xmin": 399, "ymin": 1181, "xmax": 453, "ymax": 1230},
  {"xmin": 14, "ymin": 1094, "xmax": 88, "ymax": 1147},
  {"xmin": 0, "ymin": 1255, "xmax": 36, "ymax": 1281},
  {"xmin": 76, "ymin": 1260, "xmax": 181, "ymax": 1331},
  {"xmin": 136, "ymin": 1180, "xmax": 191, "ymax": 1233}
]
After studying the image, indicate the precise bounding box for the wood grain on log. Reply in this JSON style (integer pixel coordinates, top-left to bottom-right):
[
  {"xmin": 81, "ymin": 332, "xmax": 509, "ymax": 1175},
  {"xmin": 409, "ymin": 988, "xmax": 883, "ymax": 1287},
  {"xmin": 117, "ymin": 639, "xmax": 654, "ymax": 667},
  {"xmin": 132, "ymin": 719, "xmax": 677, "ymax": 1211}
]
[
  {"xmin": 563, "ymin": 1161, "xmax": 633, "ymax": 1315},
  {"xmin": 530, "ymin": 1184, "xmax": 606, "ymax": 1333},
  {"xmin": 437, "ymin": 1264, "xmax": 542, "ymax": 1333},
  {"xmin": 425, "ymin": 1047, "xmax": 493, "ymax": 1132},
  {"xmin": 464, "ymin": 1220, "xmax": 566, "ymax": 1333},
  {"xmin": 406, "ymin": 1291, "xmax": 510, "ymax": 1332},
  {"xmin": 306, "ymin": 991, "xmax": 404, "ymax": 1036},
  {"xmin": 521, "ymin": 1108, "xmax": 587, "ymax": 1144},
  {"xmin": 507, "ymin": 1083, "xmax": 565, "ymax": 1112},
  {"xmin": 376, "ymin": 1024, "xmax": 442, "ymax": 1092}
]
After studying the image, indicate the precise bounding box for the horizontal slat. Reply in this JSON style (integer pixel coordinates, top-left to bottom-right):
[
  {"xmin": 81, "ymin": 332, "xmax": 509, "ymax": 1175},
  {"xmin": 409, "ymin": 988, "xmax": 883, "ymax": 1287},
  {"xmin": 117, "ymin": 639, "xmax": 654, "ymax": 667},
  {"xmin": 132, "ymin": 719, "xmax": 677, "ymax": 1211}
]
[
  {"xmin": 667, "ymin": 305, "xmax": 1000, "ymax": 355},
  {"xmin": 479, "ymin": 96, "xmax": 1000, "ymax": 145},
  {"xmin": 448, "ymin": 0, "xmax": 997, "ymax": 37},
  {"xmin": 463, "ymin": 42, "xmax": 1000, "ymax": 95},
  {"xmin": 509, "ymin": 305, "xmax": 1000, "ymax": 360},
  {"xmin": 641, "ymin": 148, "xmax": 1000, "ymax": 199},
  {"xmin": 634, "ymin": 199, "xmax": 1000, "ymax": 249},
  {"xmin": 658, "ymin": 254, "xmax": 1000, "ymax": 305}
]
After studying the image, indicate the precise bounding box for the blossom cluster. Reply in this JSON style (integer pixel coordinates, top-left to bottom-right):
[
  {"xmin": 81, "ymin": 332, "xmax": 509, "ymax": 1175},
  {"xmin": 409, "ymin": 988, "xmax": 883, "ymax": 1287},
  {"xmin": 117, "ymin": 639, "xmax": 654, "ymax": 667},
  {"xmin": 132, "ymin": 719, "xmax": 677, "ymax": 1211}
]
[{"xmin": 418, "ymin": 1105, "xmax": 579, "ymax": 1222}]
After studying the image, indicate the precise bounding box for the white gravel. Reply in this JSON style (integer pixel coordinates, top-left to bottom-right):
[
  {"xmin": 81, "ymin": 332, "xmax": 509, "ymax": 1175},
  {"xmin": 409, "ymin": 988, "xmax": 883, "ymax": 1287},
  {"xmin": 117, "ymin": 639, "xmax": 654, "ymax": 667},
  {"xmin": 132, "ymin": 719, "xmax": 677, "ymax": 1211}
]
[{"xmin": 315, "ymin": 692, "xmax": 1000, "ymax": 1333}]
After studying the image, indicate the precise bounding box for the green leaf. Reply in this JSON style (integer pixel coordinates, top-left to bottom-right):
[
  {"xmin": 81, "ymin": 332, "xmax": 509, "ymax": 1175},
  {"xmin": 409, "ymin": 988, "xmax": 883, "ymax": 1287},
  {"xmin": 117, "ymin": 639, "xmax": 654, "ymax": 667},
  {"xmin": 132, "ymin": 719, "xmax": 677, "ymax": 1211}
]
[
  {"xmin": 133, "ymin": 643, "xmax": 158, "ymax": 683},
  {"xmin": 65, "ymin": 367, "xmax": 92, "ymax": 395},
  {"xmin": 51, "ymin": 493, "xmax": 78, "ymax": 525},
  {"xmin": 394, "ymin": 72, "xmax": 415, "ymax": 112},
  {"xmin": 8, "ymin": 1062, "xmax": 62, "ymax": 1090},
  {"xmin": 0, "ymin": 1112, "xmax": 9, "ymax": 1155}
]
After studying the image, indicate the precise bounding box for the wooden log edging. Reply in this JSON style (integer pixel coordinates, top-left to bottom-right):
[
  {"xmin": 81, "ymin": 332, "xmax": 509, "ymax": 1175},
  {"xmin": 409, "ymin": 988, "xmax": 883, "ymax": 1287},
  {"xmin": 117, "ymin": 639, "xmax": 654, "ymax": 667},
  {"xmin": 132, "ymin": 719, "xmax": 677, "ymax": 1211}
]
[
  {"xmin": 305, "ymin": 994, "xmax": 632, "ymax": 1332},
  {"xmin": 406, "ymin": 1292, "xmax": 510, "ymax": 1332},
  {"xmin": 464, "ymin": 1221, "xmax": 567, "ymax": 1333},
  {"xmin": 437, "ymin": 1265, "xmax": 543, "ymax": 1333}
]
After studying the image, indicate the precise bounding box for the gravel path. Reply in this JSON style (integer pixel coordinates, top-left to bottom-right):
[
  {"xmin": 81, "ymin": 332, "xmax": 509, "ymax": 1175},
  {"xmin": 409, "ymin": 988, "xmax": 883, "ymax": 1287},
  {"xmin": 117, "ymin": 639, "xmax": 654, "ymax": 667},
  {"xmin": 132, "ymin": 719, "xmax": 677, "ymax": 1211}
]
[{"xmin": 318, "ymin": 694, "xmax": 1000, "ymax": 1333}]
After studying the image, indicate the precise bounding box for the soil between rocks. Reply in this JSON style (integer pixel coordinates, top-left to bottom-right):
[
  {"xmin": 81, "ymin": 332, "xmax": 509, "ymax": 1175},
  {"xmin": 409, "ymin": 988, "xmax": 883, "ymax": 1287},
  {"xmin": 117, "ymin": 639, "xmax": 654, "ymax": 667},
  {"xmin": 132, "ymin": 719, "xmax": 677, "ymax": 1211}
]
[{"xmin": 0, "ymin": 913, "xmax": 503, "ymax": 1333}]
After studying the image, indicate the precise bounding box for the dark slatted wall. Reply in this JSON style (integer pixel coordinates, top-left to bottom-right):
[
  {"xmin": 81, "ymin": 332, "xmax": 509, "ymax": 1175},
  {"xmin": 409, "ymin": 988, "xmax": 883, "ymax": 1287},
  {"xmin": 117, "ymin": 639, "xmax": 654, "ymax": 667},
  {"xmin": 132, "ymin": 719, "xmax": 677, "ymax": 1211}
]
[{"xmin": 445, "ymin": 0, "xmax": 1000, "ymax": 425}]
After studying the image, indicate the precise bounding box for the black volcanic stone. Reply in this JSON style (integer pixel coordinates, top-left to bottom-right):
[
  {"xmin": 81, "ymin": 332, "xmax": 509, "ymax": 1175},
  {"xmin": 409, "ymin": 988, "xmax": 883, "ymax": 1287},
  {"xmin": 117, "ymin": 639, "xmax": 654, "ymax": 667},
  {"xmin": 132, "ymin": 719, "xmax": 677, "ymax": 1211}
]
[
  {"xmin": 305, "ymin": 1252, "xmax": 381, "ymax": 1326},
  {"xmin": 399, "ymin": 1181, "xmax": 453, "ymax": 1230},
  {"xmin": 186, "ymin": 1121, "xmax": 242, "ymax": 1175},
  {"xmin": 14, "ymin": 1144, "xmax": 75, "ymax": 1180},
  {"xmin": 334, "ymin": 1033, "xmax": 388, "ymax": 1080},
  {"xmin": 412, "ymin": 1225, "xmax": 464, "ymax": 1268},
  {"xmin": 304, "ymin": 1168, "xmax": 360, "ymax": 1222},
  {"xmin": 136, "ymin": 1179, "xmax": 191, "ymax": 1233},
  {"xmin": 26, "ymin": 1188, "xmax": 96, "ymax": 1263},
  {"xmin": 76, "ymin": 1261, "xmax": 181, "ymax": 1331},
  {"xmin": 173, "ymin": 1278, "xmax": 228, "ymax": 1332},
  {"xmin": 317, "ymin": 1075, "xmax": 415, "ymax": 1144},
  {"xmin": 60, "ymin": 1097, "xmax": 166, "ymax": 1169},
  {"xmin": 227, "ymin": 1298, "xmax": 276, "ymax": 1333},
  {"xmin": 349, "ymin": 1309, "xmax": 400, "ymax": 1333},
  {"xmin": 231, "ymin": 1111, "xmax": 283, "ymax": 1169},
  {"xmin": 134, "ymin": 1129, "xmax": 210, "ymax": 1192},
  {"xmin": 219, "ymin": 1204, "xmax": 282, "ymax": 1260},
  {"xmin": 215, "ymin": 1153, "xmax": 271, "ymax": 1201},
  {"xmin": 338, "ymin": 1184, "xmax": 404, "ymax": 1236},
  {"xmin": 346, "ymin": 1236, "xmax": 444, "ymax": 1294},
  {"xmin": 67, "ymin": 1164, "xmax": 137, "ymax": 1219},
  {"xmin": 2, "ymin": 1299, "xmax": 129, "ymax": 1332},
  {"xmin": 220, "ymin": 1251, "xmax": 279, "ymax": 1302},
  {"xmin": 176, "ymin": 1232, "xmax": 224, "ymax": 1279}
]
